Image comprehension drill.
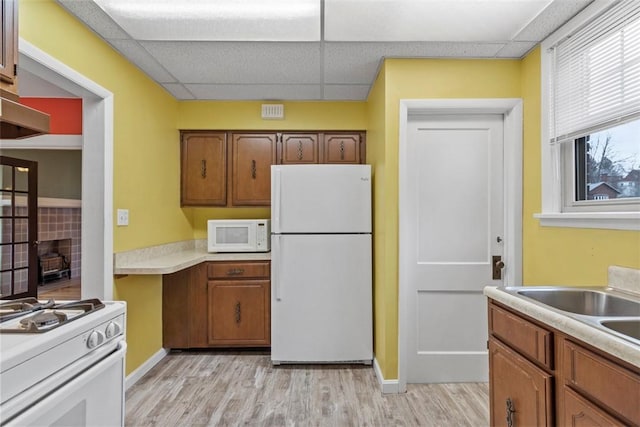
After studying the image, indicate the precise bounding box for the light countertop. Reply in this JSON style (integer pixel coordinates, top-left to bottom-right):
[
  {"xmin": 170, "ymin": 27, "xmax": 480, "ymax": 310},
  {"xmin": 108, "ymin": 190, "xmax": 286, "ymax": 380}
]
[
  {"xmin": 484, "ymin": 266, "xmax": 640, "ymax": 369},
  {"xmin": 113, "ymin": 240, "xmax": 270, "ymax": 275}
]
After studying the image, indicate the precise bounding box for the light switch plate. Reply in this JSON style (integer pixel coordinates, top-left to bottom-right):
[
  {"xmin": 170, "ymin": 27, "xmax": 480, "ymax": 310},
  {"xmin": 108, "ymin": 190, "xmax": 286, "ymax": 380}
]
[{"xmin": 117, "ymin": 209, "xmax": 129, "ymax": 226}]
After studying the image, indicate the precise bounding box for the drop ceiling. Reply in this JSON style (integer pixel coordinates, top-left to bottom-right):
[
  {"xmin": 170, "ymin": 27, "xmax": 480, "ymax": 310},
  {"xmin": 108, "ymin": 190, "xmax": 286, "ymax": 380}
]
[{"xmin": 52, "ymin": 0, "xmax": 593, "ymax": 101}]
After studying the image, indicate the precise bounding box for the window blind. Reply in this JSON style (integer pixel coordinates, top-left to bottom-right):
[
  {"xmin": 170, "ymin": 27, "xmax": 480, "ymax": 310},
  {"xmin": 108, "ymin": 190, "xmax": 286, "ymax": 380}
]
[{"xmin": 549, "ymin": 0, "xmax": 640, "ymax": 144}]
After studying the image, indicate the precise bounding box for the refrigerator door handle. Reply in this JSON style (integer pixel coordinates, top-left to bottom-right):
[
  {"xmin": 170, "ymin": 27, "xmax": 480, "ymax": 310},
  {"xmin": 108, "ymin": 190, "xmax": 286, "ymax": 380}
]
[
  {"xmin": 273, "ymin": 235, "xmax": 282, "ymax": 301},
  {"xmin": 273, "ymin": 167, "xmax": 282, "ymax": 231}
]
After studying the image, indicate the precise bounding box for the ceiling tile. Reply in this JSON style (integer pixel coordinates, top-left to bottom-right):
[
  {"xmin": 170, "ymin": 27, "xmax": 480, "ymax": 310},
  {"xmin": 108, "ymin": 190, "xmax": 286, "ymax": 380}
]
[
  {"xmin": 107, "ymin": 39, "xmax": 177, "ymax": 83},
  {"xmin": 57, "ymin": 0, "xmax": 130, "ymax": 39},
  {"xmin": 92, "ymin": 0, "xmax": 321, "ymax": 41},
  {"xmin": 185, "ymin": 84, "xmax": 322, "ymax": 100},
  {"xmin": 324, "ymin": 42, "xmax": 505, "ymax": 84},
  {"xmin": 161, "ymin": 83, "xmax": 195, "ymax": 100},
  {"xmin": 324, "ymin": 0, "xmax": 552, "ymax": 42},
  {"xmin": 323, "ymin": 85, "xmax": 370, "ymax": 101},
  {"xmin": 140, "ymin": 42, "xmax": 321, "ymax": 84},
  {"xmin": 514, "ymin": 0, "xmax": 593, "ymax": 41}
]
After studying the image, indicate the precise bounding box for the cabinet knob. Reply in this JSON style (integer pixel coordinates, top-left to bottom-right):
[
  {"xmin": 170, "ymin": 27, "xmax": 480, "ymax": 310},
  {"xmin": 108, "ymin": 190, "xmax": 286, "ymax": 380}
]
[
  {"xmin": 235, "ymin": 302, "xmax": 241, "ymax": 324},
  {"xmin": 339, "ymin": 141, "xmax": 345, "ymax": 160},
  {"xmin": 298, "ymin": 141, "xmax": 304, "ymax": 160},
  {"xmin": 251, "ymin": 160, "xmax": 257, "ymax": 179},
  {"xmin": 226, "ymin": 268, "xmax": 245, "ymax": 276},
  {"xmin": 506, "ymin": 397, "xmax": 515, "ymax": 427}
]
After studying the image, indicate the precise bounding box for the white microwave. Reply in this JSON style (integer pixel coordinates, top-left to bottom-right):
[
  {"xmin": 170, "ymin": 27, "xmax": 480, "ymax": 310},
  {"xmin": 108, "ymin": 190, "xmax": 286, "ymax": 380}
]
[{"xmin": 207, "ymin": 219, "xmax": 270, "ymax": 253}]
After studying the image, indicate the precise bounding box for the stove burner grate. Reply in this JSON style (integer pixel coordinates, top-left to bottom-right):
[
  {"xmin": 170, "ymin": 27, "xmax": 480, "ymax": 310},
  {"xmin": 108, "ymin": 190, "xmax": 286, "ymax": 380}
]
[
  {"xmin": 20, "ymin": 311, "xmax": 68, "ymax": 332},
  {"xmin": 0, "ymin": 298, "xmax": 105, "ymax": 333}
]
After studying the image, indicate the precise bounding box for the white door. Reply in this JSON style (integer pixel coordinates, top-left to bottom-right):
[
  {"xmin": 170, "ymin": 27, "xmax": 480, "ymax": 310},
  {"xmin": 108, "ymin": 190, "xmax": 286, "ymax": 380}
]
[
  {"xmin": 271, "ymin": 165, "xmax": 371, "ymax": 233},
  {"xmin": 404, "ymin": 114, "xmax": 504, "ymax": 383}
]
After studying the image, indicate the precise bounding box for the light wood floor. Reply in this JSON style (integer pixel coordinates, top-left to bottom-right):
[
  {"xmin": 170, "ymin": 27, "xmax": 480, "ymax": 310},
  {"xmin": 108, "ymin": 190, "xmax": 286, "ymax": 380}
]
[{"xmin": 125, "ymin": 351, "xmax": 489, "ymax": 426}]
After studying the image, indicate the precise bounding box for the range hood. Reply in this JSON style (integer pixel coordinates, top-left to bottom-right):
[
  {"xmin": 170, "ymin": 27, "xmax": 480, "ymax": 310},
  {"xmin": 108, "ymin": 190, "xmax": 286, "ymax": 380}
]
[{"xmin": 0, "ymin": 93, "xmax": 50, "ymax": 139}]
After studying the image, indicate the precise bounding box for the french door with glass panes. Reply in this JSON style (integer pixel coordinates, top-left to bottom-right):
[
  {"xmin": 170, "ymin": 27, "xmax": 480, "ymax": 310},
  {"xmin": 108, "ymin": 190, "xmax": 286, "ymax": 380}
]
[{"xmin": 1, "ymin": 156, "xmax": 38, "ymax": 299}]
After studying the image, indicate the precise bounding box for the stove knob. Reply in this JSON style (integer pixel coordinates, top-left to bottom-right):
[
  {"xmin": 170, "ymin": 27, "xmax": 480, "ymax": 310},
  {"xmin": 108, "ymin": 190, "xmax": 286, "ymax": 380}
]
[
  {"xmin": 87, "ymin": 330, "xmax": 104, "ymax": 349},
  {"xmin": 105, "ymin": 321, "xmax": 121, "ymax": 338}
]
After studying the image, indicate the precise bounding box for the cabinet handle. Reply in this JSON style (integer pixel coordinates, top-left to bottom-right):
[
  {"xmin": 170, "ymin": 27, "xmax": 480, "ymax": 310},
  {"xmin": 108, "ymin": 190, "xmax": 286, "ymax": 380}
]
[
  {"xmin": 506, "ymin": 397, "xmax": 515, "ymax": 427},
  {"xmin": 251, "ymin": 160, "xmax": 257, "ymax": 179},
  {"xmin": 235, "ymin": 302, "xmax": 241, "ymax": 324},
  {"xmin": 226, "ymin": 268, "xmax": 245, "ymax": 276},
  {"xmin": 297, "ymin": 141, "xmax": 303, "ymax": 160},
  {"xmin": 339, "ymin": 141, "xmax": 345, "ymax": 160},
  {"xmin": 201, "ymin": 159, "xmax": 207, "ymax": 178}
]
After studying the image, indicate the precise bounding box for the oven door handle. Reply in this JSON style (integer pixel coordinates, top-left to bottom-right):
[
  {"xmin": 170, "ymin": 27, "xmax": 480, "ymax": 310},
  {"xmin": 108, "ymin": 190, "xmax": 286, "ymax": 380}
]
[{"xmin": 1, "ymin": 339, "xmax": 127, "ymax": 426}]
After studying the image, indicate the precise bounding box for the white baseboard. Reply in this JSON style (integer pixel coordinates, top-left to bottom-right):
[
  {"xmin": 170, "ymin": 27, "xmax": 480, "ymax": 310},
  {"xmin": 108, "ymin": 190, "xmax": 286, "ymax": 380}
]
[
  {"xmin": 125, "ymin": 348, "xmax": 168, "ymax": 390},
  {"xmin": 373, "ymin": 357, "xmax": 401, "ymax": 394}
]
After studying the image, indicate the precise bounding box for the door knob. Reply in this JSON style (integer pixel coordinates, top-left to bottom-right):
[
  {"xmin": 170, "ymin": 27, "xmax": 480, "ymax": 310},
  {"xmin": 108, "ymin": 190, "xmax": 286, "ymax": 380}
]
[{"xmin": 492, "ymin": 256, "xmax": 505, "ymax": 280}]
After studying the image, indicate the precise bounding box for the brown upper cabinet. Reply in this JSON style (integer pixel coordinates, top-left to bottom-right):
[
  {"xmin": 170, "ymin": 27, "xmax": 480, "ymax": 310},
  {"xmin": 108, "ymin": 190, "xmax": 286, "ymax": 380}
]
[
  {"xmin": 181, "ymin": 131, "xmax": 227, "ymax": 206},
  {"xmin": 179, "ymin": 130, "xmax": 365, "ymax": 206},
  {"xmin": 279, "ymin": 133, "xmax": 319, "ymax": 164},
  {"xmin": 1, "ymin": 0, "xmax": 18, "ymax": 96},
  {"xmin": 231, "ymin": 133, "xmax": 277, "ymax": 206},
  {"xmin": 322, "ymin": 133, "xmax": 363, "ymax": 164}
]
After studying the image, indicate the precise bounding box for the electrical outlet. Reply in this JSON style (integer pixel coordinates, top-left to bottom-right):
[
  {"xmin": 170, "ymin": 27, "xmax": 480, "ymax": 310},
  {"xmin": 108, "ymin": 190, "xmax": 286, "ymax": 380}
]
[{"xmin": 117, "ymin": 209, "xmax": 129, "ymax": 226}]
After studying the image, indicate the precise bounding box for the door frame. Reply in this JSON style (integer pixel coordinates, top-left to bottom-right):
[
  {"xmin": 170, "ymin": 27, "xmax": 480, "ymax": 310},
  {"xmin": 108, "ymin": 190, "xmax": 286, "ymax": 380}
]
[
  {"xmin": 398, "ymin": 98, "xmax": 523, "ymax": 392},
  {"xmin": 15, "ymin": 39, "xmax": 115, "ymax": 300}
]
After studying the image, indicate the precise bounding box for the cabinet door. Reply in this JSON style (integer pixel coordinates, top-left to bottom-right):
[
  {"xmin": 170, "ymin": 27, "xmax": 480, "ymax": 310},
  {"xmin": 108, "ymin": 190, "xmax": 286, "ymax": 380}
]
[
  {"xmin": 231, "ymin": 133, "xmax": 276, "ymax": 206},
  {"xmin": 1, "ymin": 0, "xmax": 18, "ymax": 94},
  {"xmin": 563, "ymin": 387, "xmax": 625, "ymax": 427},
  {"xmin": 489, "ymin": 338, "xmax": 553, "ymax": 427},
  {"xmin": 207, "ymin": 280, "xmax": 270, "ymax": 346},
  {"xmin": 181, "ymin": 131, "xmax": 227, "ymax": 206},
  {"xmin": 280, "ymin": 133, "xmax": 319, "ymax": 164},
  {"xmin": 322, "ymin": 133, "xmax": 362, "ymax": 164}
]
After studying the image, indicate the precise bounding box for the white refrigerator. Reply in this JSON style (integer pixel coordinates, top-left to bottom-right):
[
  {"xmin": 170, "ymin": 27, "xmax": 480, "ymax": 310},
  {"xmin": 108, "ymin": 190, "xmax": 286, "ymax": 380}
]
[{"xmin": 270, "ymin": 164, "xmax": 373, "ymax": 364}]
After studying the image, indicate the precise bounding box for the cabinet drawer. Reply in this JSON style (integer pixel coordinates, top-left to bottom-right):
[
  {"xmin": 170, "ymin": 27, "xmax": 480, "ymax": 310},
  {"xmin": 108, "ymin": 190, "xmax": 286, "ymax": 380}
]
[
  {"xmin": 563, "ymin": 339, "xmax": 640, "ymax": 424},
  {"xmin": 489, "ymin": 303, "xmax": 553, "ymax": 369},
  {"xmin": 208, "ymin": 261, "xmax": 270, "ymax": 279}
]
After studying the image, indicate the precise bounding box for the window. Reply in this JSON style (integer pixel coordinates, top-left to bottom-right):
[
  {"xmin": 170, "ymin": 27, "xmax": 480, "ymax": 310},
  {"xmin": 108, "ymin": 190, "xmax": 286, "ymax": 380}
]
[{"xmin": 538, "ymin": 1, "xmax": 640, "ymax": 230}]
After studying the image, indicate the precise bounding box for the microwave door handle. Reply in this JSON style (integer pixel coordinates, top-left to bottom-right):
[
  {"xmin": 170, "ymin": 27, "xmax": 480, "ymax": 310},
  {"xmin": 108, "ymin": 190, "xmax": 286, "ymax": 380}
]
[{"xmin": 273, "ymin": 235, "xmax": 282, "ymax": 301}]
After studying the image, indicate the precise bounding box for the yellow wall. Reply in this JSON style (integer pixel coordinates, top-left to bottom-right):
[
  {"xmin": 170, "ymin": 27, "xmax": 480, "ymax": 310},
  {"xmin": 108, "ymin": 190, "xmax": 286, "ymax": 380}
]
[
  {"xmin": 366, "ymin": 63, "xmax": 390, "ymax": 378},
  {"xmin": 20, "ymin": 0, "xmax": 187, "ymax": 374},
  {"xmin": 520, "ymin": 48, "xmax": 640, "ymax": 285},
  {"xmin": 371, "ymin": 58, "xmax": 522, "ymax": 379},
  {"xmin": 21, "ymin": 1, "xmax": 639, "ymax": 380}
]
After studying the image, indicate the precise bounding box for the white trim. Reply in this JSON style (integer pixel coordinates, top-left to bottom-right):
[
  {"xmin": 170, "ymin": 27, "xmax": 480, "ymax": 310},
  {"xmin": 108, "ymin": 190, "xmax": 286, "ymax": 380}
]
[
  {"xmin": 0, "ymin": 134, "xmax": 82, "ymax": 149},
  {"xmin": 19, "ymin": 38, "xmax": 114, "ymax": 300},
  {"xmin": 534, "ymin": 212, "xmax": 640, "ymax": 231},
  {"xmin": 125, "ymin": 348, "xmax": 168, "ymax": 390},
  {"xmin": 398, "ymin": 98, "xmax": 523, "ymax": 392},
  {"xmin": 538, "ymin": 0, "xmax": 639, "ymax": 230},
  {"xmin": 373, "ymin": 357, "xmax": 401, "ymax": 394}
]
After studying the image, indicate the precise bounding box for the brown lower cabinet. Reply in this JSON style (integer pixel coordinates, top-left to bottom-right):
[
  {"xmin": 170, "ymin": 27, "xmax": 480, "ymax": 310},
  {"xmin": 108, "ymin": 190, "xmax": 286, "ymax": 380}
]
[
  {"xmin": 488, "ymin": 300, "xmax": 640, "ymax": 427},
  {"xmin": 163, "ymin": 260, "xmax": 270, "ymax": 348}
]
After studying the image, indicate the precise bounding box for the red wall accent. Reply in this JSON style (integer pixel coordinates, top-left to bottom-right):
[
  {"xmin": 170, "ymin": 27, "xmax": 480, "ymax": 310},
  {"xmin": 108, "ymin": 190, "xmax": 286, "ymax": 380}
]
[{"xmin": 20, "ymin": 98, "xmax": 82, "ymax": 135}]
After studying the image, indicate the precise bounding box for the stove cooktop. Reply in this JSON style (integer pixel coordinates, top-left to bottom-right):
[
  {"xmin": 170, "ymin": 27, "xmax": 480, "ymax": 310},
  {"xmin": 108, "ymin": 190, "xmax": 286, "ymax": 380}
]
[{"xmin": 0, "ymin": 298, "xmax": 105, "ymax": 333}]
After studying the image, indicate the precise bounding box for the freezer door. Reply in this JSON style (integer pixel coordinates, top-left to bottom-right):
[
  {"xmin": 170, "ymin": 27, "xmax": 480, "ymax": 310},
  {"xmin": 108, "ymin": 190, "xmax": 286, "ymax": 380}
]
[
  {"xmin": 271, "ymin": 165, "xmax": 371, "ymax": 233},
  {"xmin": 271, "ymin": 234, "xmax": 372, "ymax": 363}
]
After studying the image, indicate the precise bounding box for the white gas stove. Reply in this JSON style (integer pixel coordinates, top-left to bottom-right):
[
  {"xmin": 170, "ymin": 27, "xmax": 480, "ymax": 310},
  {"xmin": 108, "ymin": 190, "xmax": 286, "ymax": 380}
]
[{"xmin": 0, "ymin": 298, "xmax": 127, "ymax": 426}]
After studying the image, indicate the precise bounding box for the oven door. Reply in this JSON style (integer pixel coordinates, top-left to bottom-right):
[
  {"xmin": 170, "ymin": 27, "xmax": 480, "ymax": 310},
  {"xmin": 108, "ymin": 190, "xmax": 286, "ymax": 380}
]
[{"xmin": 4, "ymin": 340, "xmax": 127, "ymax": 427}]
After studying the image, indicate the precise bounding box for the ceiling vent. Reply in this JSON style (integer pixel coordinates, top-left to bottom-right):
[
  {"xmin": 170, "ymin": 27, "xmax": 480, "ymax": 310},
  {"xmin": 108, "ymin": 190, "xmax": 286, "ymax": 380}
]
[{"xmin": 261, "ymin": 104, "xmax": 284, "ymax": 120}]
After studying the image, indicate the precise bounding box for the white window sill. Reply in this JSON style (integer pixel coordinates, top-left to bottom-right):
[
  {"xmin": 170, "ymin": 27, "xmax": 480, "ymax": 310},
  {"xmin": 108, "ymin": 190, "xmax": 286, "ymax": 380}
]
[{"xmin": 534, "ymin": 212, "xmax": 640, "ymax": 231}]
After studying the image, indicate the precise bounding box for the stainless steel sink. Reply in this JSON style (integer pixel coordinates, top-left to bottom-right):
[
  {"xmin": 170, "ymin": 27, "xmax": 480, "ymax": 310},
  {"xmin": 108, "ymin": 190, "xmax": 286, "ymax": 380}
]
[
  {"xmin": 515, "ymin": 289, "xmax": 640, "ymax": 317},
  {"xmin": 600, "ymin": 320, "xmax": 640, "ymax": 341}
]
